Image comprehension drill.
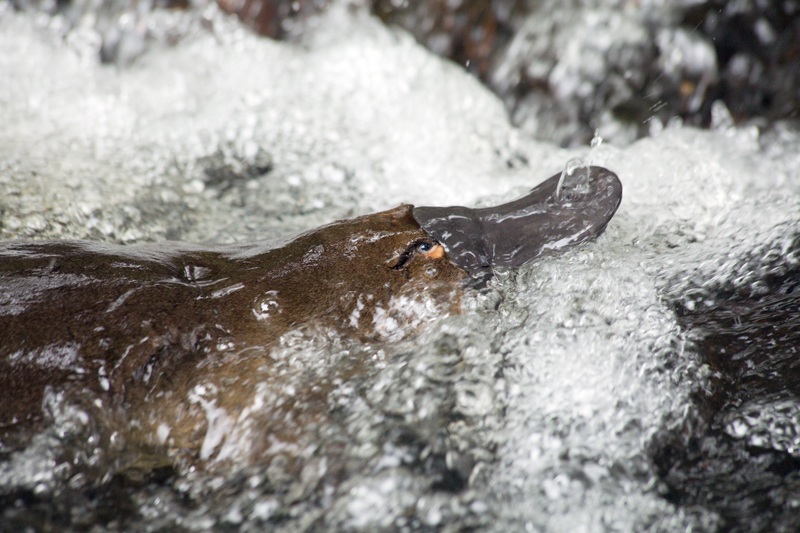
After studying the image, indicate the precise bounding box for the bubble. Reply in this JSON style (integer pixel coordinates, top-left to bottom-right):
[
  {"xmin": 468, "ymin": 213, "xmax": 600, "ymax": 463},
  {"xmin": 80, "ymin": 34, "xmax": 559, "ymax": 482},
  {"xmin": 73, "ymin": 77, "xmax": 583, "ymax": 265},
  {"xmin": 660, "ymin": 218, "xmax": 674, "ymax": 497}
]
[{"xmin": 252, "ymin": 290, "xmax": 281, "ymax": 321}]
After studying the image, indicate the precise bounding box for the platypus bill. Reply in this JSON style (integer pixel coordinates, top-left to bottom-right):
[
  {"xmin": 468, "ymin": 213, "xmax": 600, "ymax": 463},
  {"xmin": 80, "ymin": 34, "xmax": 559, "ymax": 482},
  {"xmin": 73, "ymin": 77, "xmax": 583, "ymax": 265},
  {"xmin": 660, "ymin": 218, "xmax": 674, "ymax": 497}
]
[{"xmin": 0, "ymin": 165, "xmax": 621, "ymax": 468}]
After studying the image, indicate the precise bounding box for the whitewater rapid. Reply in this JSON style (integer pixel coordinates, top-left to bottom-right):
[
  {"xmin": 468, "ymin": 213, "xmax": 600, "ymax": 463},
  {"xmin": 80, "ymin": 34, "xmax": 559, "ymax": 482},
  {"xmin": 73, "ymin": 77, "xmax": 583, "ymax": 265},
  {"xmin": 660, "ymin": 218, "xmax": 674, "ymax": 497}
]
[{"xmin": 2, "ymin": 2, "xmax": 799, "ymax": 531}]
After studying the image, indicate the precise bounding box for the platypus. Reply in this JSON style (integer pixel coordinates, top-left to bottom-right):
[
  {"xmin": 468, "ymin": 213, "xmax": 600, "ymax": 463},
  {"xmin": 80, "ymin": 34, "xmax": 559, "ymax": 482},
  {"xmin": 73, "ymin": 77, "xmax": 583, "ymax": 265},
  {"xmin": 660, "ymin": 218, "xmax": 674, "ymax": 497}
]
[{"xmin": 0, "ymin": 166, "xmax": 621, "ymax": 467}]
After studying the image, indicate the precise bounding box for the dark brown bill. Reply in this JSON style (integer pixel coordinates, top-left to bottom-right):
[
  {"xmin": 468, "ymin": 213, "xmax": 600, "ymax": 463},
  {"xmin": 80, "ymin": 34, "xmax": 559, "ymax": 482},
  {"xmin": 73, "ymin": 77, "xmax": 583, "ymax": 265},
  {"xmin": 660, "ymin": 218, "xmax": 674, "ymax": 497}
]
[{"xmin": 412, "ymin": 165, "xmax": 623, "ymax": 277}]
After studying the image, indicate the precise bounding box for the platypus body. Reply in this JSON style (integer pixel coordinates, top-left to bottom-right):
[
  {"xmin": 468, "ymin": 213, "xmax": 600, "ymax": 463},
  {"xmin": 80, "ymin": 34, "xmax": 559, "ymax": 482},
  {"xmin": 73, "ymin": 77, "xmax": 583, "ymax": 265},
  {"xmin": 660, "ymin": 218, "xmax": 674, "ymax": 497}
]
[{"xmin": 0, "ymin": 166, "xmax": 622, "ymax": 467}]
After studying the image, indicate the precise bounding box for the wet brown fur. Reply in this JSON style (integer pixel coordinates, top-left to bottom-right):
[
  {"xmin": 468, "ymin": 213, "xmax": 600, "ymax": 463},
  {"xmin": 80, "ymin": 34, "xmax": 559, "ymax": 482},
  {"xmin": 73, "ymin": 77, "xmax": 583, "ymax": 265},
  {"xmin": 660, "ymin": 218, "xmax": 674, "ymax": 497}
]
[{"xmin": 0, "ymin": 205, "xmax": 466, "ymax": 466}]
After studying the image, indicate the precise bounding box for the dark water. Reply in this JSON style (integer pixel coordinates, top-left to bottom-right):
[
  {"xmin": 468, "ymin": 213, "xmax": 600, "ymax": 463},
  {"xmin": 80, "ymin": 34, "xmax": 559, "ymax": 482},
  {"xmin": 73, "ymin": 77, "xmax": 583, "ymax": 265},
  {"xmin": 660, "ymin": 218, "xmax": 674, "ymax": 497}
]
[{"xmin": 658, "ymin": 254, "xmax": 800, "ymax": 531}]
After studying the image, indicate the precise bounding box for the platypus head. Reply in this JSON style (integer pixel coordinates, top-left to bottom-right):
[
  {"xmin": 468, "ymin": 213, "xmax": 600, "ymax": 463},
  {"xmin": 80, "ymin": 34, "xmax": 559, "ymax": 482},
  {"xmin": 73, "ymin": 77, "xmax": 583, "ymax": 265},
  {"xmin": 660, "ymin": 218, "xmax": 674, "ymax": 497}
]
[
  {"xmin": 264, "ymin": 165, "xmax": 622, "ymax": 341},
  {"xmin": 259, "ymin": 204, "xmax": 466, "ymax": 341},
  {"xmin": 413, "ymin": 165, "xmax": 623, "ymax": 281}
]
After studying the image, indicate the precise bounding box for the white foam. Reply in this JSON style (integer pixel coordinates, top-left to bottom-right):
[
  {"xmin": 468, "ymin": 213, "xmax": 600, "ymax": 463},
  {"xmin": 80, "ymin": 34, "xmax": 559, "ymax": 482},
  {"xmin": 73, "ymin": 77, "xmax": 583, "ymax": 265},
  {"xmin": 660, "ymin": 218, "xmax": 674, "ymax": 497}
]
[{"xmin": 2, "ymin": 2, "xmax": 800, "ymax": 531}]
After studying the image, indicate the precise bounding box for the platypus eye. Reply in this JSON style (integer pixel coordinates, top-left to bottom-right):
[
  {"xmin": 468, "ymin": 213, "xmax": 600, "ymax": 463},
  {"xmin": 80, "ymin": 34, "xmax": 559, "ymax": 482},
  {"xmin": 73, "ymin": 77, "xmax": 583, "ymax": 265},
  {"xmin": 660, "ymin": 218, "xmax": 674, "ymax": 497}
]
[
  {"xmin": 389, "ymin": 239, "xmax": 443, "ymax": 270},
  {"xmin": 416, "ymin": 240, "xmax": 445, "ymax": 260}
]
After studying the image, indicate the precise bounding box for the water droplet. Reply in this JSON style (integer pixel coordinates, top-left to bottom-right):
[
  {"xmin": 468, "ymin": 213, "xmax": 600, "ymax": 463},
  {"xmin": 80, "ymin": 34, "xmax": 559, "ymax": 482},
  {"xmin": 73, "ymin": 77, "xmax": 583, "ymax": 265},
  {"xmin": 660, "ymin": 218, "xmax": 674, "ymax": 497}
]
[
  {"xmin": 556, "ymin": 158, "xmax": 591, "ymax": 201},
  {"xmin": 710, "ymin": 100, "xmax": 734, "ymax": 131},
  {"xmin": 216, "ymin": 340, "xmax": 235, "ymax": 351},
  {"xmin": 253, "ymin": 290, "xmax": 281, "ymax": 320},
  {"xmin": 183, "ymin": 264, "xmax": 213, "ymax": 282},
  {"xmin": 590, "ymin": 130, "xmax": 603, "ymax": 148}
]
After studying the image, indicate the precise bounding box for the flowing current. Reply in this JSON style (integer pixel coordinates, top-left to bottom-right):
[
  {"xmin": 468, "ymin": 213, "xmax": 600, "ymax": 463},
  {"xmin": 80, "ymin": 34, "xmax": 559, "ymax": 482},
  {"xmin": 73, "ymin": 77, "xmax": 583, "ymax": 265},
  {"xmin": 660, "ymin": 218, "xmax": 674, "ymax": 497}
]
[{"xmin": 2, "ymin": 3, "xmax": 800, "ymax": 531}]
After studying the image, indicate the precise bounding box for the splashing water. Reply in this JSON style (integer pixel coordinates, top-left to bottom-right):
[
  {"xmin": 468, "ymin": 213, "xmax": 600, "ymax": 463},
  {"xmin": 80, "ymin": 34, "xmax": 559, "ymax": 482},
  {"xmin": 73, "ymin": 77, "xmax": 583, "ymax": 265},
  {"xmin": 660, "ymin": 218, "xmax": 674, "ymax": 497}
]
[
  {"xmin": 590, "ymin": 130, "xmax": 603, "ymax": 148},
  {"xmin": 2, "ymin": 2, "xmax": 800, "ymax": 531},
  {"xmin": 555, "ymin": 158, "xmax": 591, "ymax": 201}
]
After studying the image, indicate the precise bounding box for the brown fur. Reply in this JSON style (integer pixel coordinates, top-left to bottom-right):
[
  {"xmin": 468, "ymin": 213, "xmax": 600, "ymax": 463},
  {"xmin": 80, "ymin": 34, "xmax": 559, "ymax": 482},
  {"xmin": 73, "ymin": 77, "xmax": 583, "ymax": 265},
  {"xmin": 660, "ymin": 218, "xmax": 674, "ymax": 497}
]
[{"xmin": 0, "ymin": 205, "xmax": 466, "ymax": 466}]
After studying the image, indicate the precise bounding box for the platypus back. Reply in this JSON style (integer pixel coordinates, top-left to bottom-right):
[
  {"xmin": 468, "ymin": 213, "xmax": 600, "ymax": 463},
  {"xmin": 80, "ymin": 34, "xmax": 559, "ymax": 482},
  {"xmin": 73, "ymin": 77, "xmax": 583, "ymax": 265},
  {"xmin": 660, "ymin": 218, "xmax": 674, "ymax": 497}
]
[{"xmin": 0, "ymin": 205, "xmax": 465, "ymax": 465}]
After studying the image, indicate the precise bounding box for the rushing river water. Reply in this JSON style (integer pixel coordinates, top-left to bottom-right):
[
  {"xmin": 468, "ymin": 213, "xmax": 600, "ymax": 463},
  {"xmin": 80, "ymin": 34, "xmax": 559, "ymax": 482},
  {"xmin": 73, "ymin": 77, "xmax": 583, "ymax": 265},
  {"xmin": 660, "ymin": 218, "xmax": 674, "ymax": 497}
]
[{"xmin": 2, "ymin": 2, "xmax": 800, "ymax": 531}]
